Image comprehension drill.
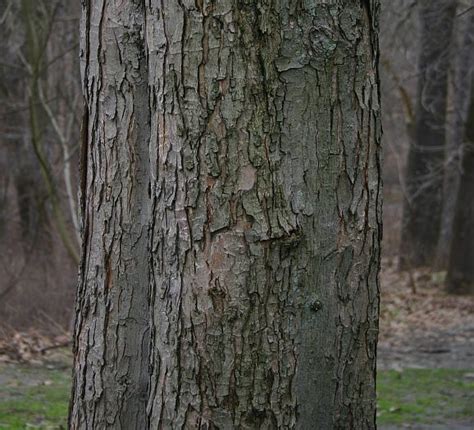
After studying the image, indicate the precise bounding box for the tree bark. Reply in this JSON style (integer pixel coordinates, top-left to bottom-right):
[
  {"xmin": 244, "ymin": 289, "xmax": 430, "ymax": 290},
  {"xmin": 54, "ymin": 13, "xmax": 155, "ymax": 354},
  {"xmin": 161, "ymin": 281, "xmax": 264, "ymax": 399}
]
[
  {"xmin": 70, "ymin": 1, "xmax": 382, "ymax": 429},
  {"xmin": 446, "ymin": 75, "xmax": 474, "ymax": 294},
  {"xmin": 400, "ymin": 0, "xmax": 456, "ymax": 269}
]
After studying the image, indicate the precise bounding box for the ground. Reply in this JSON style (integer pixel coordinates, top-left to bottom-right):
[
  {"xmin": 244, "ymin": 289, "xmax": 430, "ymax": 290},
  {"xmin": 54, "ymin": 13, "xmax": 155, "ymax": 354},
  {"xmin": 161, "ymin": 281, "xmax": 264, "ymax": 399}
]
[
  {"xmin": 0, "ymin": 258, "xmax": 473, "ymax": 429},
  {"xmin": 377, "ymin": 258, "xmax": 474, "ymax": 429}
]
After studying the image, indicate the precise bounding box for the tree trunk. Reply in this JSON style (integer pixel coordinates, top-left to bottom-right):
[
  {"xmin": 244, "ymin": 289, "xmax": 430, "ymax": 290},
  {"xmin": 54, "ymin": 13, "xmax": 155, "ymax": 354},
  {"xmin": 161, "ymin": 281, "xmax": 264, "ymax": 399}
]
[
  {"xmin": 446, "ymin": 75, "xmax": 474, "ymax": 294},
  {"xmin": 0, "ymin": 0, "xmax": 47, "ymax": 244},
  {"xmin": 70, "ymin": 1, "xmax": 382, "ymax": 429},
  {"xmin": 400, "ymin": 0, "xmax": 456, "ymax": 269},
  {"xmin": 437, "ymin": 10, "xmax": 474, "ymax": 268}
]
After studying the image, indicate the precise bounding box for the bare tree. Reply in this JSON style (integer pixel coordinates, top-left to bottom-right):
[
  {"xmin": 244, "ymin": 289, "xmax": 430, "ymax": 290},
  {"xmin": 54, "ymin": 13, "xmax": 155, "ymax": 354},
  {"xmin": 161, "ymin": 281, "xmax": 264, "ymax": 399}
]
[
  {"xmin": 0, "ymin": 0, "xmax": 46, "ymax": 243},
  {"xmin": 20, "ymin": 0, "xmax": 80, "ymax": 263},
  {"xmin": 437, "ymin": 4, "xmax": 474, "ymax": 267},
  {"xmin": 400, "ymin": 0, "xmax": 457, "ymax": 269},
  {"xmin": 0, "ymin": 0, "xmax": 81, "ymax": 331}
]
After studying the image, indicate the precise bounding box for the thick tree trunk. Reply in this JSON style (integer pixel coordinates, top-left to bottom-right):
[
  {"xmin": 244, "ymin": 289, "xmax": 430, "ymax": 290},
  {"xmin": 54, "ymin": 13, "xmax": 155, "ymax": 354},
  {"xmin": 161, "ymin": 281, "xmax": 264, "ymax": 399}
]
[
  {"xmin": 400, "ymin": 0, "xmax": 456, "ymax": 269},
  {"xmin": 446, "ymin": 76, "xmax": 474, "ymax": 294},
  {"xmin": 70, "ymin": 1, "xmax": 382, "ymax": 429}
]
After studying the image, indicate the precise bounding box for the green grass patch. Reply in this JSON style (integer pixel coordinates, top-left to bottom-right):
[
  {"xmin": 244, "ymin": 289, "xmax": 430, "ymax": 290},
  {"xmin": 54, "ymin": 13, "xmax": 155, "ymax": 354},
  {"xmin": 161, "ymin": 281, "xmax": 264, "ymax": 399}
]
[
  {"xmin": 0, "ymin": 364, "xmax": 70, "ymax": 429},
  {"xmin": 377, "ymin": 368, "xmax": 474, "ymax": 425}
]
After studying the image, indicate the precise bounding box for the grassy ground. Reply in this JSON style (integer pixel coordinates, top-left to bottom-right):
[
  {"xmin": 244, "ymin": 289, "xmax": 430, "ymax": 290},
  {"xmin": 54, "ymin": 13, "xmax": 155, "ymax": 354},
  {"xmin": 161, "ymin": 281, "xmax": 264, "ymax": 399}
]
[
  {"xmin": 0, "ymin": 362, "xmax": 70, "ymax": 429},
  {"xmin": 0, "ymin": 355, "xmax": 473, "ymax": 429},
  {"xmin": 377, "ymin": 368, "xmax": 474, "ymax": 427}
]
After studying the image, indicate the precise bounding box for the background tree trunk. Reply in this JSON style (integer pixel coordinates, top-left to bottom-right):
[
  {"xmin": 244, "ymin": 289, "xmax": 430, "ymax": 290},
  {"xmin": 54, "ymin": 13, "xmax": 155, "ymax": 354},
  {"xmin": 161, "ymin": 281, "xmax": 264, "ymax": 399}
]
[
  {"xmin": 437, "ymin": 9, "xmax": 474, "ymax": 268},
  {"xmin": 70, "ymin": 1, "xmax": 382, "ymax": 428},
  {"xmin": 400, "ymin": 0, "xmax": 456, "ymax": 269},
  {"xmin": 446, "ymin": 75, "xmax": 474, "ymax": 294},
  {"xmin": 0, "ymin": 0, "xmax": 47, "ymax": 244}
]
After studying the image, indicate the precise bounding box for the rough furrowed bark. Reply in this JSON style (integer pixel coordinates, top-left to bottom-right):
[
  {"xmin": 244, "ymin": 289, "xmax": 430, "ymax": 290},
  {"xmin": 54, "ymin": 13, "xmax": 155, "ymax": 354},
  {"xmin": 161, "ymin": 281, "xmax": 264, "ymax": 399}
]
[
  {"xmin": 70, "ymin": 1, "xmax": 382, "ymax": 429},
  {"xmin": 70, "ymin": 1, "xmax": 152, "ymax": 428}
]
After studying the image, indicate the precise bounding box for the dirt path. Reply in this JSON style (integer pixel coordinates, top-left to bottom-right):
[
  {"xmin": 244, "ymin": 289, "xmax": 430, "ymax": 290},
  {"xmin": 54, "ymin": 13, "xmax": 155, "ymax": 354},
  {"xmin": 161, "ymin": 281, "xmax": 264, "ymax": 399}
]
[{"xmin": 378, "ymin": 324, "xmax": 474, "ymax": 370}]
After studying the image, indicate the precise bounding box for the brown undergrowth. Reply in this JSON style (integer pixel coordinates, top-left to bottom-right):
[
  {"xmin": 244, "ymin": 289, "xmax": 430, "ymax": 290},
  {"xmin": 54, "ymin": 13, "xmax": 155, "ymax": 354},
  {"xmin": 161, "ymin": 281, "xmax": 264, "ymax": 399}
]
[{"xmin": 379, "ymin": 257, "xmax": 474, "ymax": 347}]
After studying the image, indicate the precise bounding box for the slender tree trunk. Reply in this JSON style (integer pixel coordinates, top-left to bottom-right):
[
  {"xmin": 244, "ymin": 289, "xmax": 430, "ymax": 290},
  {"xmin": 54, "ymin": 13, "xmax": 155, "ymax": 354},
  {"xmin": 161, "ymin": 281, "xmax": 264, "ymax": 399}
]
[
  {"xmin": 0, "ymin": 0, "xmax": 46, "ymax": 244},
  {"xmin": 400, "ymin": 0, "xmax": 456, "ymax": 269},
  {"xmin": 22, "ymin": 0, "xmax": 80, "ymax": 262},
  {"xmin": 70, "ymin": 1, "xmax": 382, "ymax": 429},
  {"xmin": 446, "ymin": 75, "xmax": 474, "ymax": 294}
]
